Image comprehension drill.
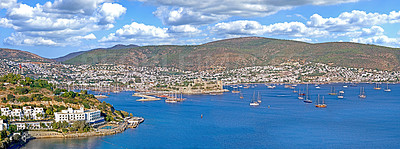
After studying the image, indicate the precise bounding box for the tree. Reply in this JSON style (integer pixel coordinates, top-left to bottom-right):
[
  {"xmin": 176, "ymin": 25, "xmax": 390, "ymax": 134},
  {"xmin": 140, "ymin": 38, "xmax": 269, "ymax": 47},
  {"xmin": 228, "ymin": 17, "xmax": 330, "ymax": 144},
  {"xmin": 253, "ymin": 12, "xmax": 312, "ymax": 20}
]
[
  {"xmin": 8, "ymin": 125, "xmax": 17, "ymax": 134},
  {"xmin": 46, "ymin": 108, "xmax": 54, "ymax": 115},
  {"xmin": 0, "ymin": 130, "xmax": 7, "ymax": 141},
  {"xmin": 40, "ymin": 123, "xmax": 47, "ymax": 128},
  {"xmin": 6, "ymin": 94, "xmax": 15, "ymax": 100}
]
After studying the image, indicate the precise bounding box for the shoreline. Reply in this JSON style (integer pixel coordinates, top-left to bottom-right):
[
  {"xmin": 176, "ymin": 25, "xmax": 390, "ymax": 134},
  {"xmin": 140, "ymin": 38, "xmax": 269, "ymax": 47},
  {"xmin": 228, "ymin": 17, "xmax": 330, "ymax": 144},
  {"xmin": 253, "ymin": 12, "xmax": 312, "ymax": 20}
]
[
  {"xmin": 28, "ymin": 122, "xmax": 128, "ymax": 139},
  {"xmin": 18, "ymin": 118, "xmax": 144, "ymax": 148}
]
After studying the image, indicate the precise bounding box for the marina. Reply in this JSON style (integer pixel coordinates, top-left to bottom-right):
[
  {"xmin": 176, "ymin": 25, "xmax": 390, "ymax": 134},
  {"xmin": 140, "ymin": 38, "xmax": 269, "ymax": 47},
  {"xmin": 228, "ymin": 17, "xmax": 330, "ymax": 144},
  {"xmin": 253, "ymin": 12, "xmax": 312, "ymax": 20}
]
[{"xmin": 22, "ymin": 83, "xmax": 400, "ymax": 148}]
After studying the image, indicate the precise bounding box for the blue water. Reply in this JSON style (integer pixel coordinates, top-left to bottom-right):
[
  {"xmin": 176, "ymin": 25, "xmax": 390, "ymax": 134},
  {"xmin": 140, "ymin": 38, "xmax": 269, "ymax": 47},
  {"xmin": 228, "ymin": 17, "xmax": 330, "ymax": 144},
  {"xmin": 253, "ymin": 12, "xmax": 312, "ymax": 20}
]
[
  {"xmin": 100, "ymin": 126, "xmax": 116, "ymax": 130},
  {"xmin": 22, "ymin": 84, "xmax": 400, "ymax": 148}
]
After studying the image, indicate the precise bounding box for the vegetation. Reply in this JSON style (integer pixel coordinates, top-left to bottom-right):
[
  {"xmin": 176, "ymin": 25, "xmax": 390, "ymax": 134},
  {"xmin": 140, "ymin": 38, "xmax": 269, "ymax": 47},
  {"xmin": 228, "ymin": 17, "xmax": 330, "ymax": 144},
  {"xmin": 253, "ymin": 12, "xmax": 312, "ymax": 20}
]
[{"xmin": 0, "ymin": 73, "xmax": 130, "ymax": 122}]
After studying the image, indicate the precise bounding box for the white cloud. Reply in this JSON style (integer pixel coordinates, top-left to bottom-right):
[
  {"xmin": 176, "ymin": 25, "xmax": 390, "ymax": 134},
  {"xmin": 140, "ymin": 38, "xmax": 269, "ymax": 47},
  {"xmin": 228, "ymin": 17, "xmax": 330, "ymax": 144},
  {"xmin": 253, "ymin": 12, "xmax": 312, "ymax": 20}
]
[
  {"xmin": 293, "ymin": 38, "xmax": 312, "ymax": 42},
  {"xmin": 0, "ymin": 1, "xmax": 125, "ymax": 46},
  {"xmin": 97, "ymin": 3, "xmax": 126, "ymax": 25},
  {"xmin": 307, "ymin": 10, "xmax": 400, "ymax": 32},
  {"xmin": 211, "ymin": 20, "xmax": 267, "ymax": 36},
  {"xmin": 336, "ymin": 26, "xmax": 384, "ymax": 37},
  {"xmin": 99, "ymin": 22, "xmax": 169, "ymax": 43},
  {"xmin": 47, "ymin": 0, "xmax": 112, "ymax": 15},
  {"xmin": 141, "ymin": 0, "xmax": 358, "ymax": 25},
  {"xmin": 265, "ymin": 22, "xmax": 328, "ymax": 37},
  {"xmin": 0, "ymin": 0, "xmax": 16, "ymax": 9},
  {"xmin": 67, "ymin": 33, "xmax": 97, "ymax": 41},
  {"xmin": 210, "ymin": 20, "xmax": 327, "ymax": 38},
  {"xmin": 360, "ymin": 26, "xmax": 384, "ymax": 36},
  {"xmin": 0, "ymin": 18, "xmax": 12, "ymax": 28},
  {"xmin": 351, "ymin": 35, "xmax": 400, "ymax": 47},
  {"xmin": 4, "ymin": 32, "xmax": 57, "ymax": 46},
  {"xmin": 153, "ymin": 7, "xmax": 228, "ymax": 26},
  {"xmin": 167, "ymin": 25, "xmax": 201, "ymax": 37}
]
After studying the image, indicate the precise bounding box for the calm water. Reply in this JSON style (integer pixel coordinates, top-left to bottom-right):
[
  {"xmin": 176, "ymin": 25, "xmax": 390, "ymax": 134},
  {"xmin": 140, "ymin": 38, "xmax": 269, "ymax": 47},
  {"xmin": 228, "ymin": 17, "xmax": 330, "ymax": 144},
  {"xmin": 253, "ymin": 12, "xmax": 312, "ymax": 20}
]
[{"xmin": 23, "ymin": 84, "xmax": 400, "ymax": 148}]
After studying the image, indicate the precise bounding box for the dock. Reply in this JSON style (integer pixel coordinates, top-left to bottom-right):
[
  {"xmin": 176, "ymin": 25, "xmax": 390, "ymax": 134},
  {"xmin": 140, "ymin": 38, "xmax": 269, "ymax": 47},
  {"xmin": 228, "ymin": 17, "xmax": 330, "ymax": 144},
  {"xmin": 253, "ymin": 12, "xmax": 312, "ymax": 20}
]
[{"xmin": 133, "ymin": 93, "xmax": 161, "ymax": 101}]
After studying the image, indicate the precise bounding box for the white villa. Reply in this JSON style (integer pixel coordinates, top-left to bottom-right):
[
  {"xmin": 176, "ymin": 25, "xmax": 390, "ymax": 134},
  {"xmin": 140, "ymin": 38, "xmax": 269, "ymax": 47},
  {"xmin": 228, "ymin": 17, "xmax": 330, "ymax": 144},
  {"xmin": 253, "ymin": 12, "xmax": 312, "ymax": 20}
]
[{"xmin": 1, "ymin": 106, "xmax": 45, "ymax": 121}]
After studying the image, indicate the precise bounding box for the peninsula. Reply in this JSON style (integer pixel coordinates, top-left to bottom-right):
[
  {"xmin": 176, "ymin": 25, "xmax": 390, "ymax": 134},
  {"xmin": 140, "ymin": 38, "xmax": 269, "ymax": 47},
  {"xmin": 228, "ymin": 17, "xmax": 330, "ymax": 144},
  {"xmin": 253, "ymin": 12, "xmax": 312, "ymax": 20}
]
[{"xmin": 0, "ymin": 73, "xmax": 143, "ymax": 148}]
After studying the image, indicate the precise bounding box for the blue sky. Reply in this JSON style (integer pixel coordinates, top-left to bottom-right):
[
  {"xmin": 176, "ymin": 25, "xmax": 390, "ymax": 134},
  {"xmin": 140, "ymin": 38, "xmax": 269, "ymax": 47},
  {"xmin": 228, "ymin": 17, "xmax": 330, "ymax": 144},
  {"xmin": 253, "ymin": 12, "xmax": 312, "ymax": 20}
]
[{"xmin": 0, "ymin": 0, "xmax": 400, "ymax": 58}]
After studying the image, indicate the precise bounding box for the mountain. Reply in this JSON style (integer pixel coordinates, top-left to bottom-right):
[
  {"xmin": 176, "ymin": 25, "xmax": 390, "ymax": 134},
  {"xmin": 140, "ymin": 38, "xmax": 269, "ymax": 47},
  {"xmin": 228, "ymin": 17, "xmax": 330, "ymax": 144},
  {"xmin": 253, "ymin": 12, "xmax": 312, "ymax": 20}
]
[
  {"xmin": 54, "ymin": 44, "xmax": 138, "ymax": 62},
  {"xmin": 61, "ymin": 37, "xmax": 400, "ymax": 71},
  {"xmin": 0, "ymin": 48, "xmax": 54, "ymax": 62}
]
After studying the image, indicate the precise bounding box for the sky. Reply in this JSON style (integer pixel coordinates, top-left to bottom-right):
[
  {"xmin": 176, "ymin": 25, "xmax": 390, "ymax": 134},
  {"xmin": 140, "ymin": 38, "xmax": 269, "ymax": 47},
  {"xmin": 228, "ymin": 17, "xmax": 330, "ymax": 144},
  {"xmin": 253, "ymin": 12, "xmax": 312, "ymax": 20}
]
[{"xmin": 0, "ymin": 0, "xmax": 400, "ymax": 58}]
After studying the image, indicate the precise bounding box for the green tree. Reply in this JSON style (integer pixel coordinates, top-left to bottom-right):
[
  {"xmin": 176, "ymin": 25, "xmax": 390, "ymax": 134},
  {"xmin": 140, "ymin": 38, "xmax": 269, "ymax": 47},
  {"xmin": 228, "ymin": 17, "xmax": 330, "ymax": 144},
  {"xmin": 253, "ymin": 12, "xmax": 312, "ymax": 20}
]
[
  {"xmin": 6, "ymin": 94, "xmax": 15, "ymax": 100},
  {"xmin": 46, "ymin": 108, "xmax": 54, "ymax": 115},
  {"xmin": 8, "ymin": 125, "xmax": 17, "ymax": 134}
]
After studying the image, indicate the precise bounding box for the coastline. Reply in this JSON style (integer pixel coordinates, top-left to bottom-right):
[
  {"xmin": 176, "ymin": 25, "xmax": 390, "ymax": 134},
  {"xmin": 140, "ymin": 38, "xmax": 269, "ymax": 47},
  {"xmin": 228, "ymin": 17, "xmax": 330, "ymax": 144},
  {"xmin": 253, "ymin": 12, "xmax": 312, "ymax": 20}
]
[
  {"xmin": 16, "ymin": 118, "xmax": 144, "ymax": 148},
  {"xmin": 28, "ymin": 122, "xmax": 128, "ymax": 139}
]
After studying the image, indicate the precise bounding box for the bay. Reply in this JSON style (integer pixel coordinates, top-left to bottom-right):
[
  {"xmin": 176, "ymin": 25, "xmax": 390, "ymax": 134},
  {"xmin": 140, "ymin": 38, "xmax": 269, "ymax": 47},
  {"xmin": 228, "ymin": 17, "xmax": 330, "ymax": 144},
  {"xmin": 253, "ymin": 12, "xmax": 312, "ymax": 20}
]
[{"xmin": 22, "ymin": 83, "xmax": 400, "ymax": 148}]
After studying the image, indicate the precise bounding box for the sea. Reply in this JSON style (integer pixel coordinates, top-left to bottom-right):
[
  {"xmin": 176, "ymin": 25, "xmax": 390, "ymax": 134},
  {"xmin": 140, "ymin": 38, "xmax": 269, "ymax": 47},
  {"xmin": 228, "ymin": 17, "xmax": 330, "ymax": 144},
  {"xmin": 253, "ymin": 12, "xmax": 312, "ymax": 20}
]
[{"xmin": 22, "ymin": 83, "xmax": 400, "ymax": 148}]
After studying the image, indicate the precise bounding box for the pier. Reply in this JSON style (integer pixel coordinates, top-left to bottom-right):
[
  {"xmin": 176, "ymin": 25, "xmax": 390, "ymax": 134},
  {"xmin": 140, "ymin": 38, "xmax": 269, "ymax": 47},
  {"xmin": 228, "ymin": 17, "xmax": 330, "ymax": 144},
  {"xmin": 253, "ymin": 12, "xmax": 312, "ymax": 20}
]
[{"xmin": 133, "ymin": 93, "xmax": 161, "ymax": 101}]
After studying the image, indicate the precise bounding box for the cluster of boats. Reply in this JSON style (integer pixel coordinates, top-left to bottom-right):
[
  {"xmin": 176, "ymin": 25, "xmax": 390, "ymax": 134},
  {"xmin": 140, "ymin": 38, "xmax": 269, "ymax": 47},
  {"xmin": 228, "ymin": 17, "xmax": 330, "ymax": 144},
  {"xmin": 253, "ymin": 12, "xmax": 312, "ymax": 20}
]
[
  {"xmin": 237, "ymin": 82, "xmax": 394, "ymax": 108},
  {"xmin": 156, "ymin": 93, "xmax": 186, "ymax": 103}
]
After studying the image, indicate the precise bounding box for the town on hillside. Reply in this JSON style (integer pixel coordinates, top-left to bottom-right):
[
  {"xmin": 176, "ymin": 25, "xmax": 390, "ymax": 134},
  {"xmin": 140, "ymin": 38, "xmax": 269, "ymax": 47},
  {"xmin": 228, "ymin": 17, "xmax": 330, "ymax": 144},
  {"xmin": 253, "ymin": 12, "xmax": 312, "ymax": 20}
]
[{"xmin": 1, "ymin": 59, "xmax": 398, "ymax": 95}]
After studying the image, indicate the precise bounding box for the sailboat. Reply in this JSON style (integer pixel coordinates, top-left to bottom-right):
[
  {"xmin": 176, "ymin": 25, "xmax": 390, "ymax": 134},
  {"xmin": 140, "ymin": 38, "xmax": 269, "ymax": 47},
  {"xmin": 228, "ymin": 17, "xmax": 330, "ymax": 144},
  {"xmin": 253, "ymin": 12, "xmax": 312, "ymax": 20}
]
[
  {"xmin": 250, "ymin": 92, "xmax": 260, "ymax": 106},
  {"xmin": 358, "ymin": 87, "xmax": 366, "ymax": 98},
  {"xmin": 232, "ymin": 86, "xmax": 240, "ymax": 93},
  {"xmin": 373, "ymin": 83, "xmax": 381, "ymax": 90},
  {"xmin": 338, "ymin": 92, "xmax": 344, "ymax": 99},
  {"xmin": 165, "ymin": 92, "xmax": 178, "ymax": 103},
  {"xmin": 328, "ymin": 87, "xmax": 337, "ymax": 95},
  {"xmin": 303, "ymin": 84, "xmax": 312, "ymax": 103},
  {"xmin": 315, "ymin": 95, "xmax": 327, "ymax": 108},
  {"xmin": 267, "ymin": 84, "xmax": 276, "ymax": 89},
  {"xmin": 384, "ymin": 83, "xmax": 391, "ymax": 92},
  {"xmin": 257, "ymin": 92, "xmax": 262, "ymax": 103},
  {"xmin": 297, "ymin": 89, "xmax": 304, "ymax": 100}
]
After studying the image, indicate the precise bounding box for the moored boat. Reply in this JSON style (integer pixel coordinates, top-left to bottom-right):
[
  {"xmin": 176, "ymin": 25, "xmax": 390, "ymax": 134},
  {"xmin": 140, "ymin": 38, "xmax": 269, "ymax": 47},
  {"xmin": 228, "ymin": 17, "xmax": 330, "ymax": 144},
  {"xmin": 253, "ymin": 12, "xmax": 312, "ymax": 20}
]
[
  {"xmin": 359, "ymin": 87, "xmax": 366, "ymax": 98},
  {"xmin": 328, "ymin": 87, "xmax": 337, "ymax": 95},
  {"xmin": 315, "ymin": 95, "xmax": 327, "ymax": 108},
  {"xmin": 384, "ymin": 83, "xmax": 391, "ymax": 92}
]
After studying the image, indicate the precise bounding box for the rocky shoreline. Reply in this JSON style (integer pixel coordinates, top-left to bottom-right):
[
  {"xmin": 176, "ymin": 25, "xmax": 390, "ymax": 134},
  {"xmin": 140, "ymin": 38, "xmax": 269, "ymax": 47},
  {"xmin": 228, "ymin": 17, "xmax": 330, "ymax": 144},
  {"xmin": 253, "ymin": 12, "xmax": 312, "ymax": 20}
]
[{"xmin": 27, "ymin": 121, "xmax": 134, "ymax": 139}]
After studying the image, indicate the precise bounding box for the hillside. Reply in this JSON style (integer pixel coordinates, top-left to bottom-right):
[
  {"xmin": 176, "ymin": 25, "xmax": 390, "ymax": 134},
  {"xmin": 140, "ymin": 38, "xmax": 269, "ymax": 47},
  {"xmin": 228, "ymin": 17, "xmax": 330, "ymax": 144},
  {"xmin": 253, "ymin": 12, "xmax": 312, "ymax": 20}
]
[
  {"xmin": 61, "ymin": 37, "xmax": 400, "ymax": 71},
  {"xmin": 0, "ymin": 73, "xmax": 130, "ymax": 122},
  {"xmin": 0, "ymin": 48, "xmax": 54, "ymax": 62},
  {"xmin": 54, "ymin": 44, "xmax": 138, "ymax": 62}
]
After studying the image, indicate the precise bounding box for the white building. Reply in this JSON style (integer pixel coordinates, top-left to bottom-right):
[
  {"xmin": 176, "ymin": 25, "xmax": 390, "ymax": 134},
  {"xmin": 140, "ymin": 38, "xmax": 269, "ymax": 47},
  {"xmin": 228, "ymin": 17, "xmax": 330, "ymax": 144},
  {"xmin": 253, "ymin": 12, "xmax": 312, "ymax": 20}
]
[
  {"xmin": 11, "ymin": 121, "xmax": 52, "ymax": 130},
  {"xmin": 33, "ymin": 107, "xmax": 44, "ymax": 119},
  {"xmin": 11, "ymin": 109, "xmax": 23, "ymax": 120},
  {"xmin": 54, "ymin": 107, "xmax": 104, "ymax": 125},
  {"xmin": 1, "ymin": 107, "xmax": 10, "ymax": 116},
  {"xmin": 0, "ymin": 106, "xmax": 44, "ymax": 121},
  {"xmin": 0, "ymin": 119, "xmax": 8, "ymax": 131}
]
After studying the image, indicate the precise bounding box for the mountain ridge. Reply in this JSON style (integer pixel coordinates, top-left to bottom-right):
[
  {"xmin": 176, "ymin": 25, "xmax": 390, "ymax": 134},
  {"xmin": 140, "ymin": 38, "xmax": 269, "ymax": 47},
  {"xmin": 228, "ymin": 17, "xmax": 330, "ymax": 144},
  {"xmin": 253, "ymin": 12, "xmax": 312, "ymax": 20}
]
[
  {"xmin": 62, "ymin": 37, "xmax": 400, "ymax": 71},
  {"xmin": 53, "ymin": 44, "xmax": 139, "ymax": 62}
]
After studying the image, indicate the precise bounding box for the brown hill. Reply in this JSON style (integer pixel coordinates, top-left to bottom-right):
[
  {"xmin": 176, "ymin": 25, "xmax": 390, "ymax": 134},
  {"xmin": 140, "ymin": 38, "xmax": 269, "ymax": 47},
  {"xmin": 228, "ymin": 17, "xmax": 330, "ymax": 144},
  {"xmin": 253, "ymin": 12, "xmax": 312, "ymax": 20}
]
[{"xmin": 0, "ymin": 48, "xmax": 54, "ymax": 62}]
